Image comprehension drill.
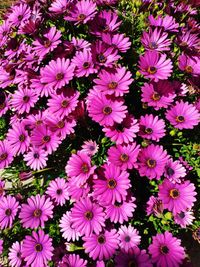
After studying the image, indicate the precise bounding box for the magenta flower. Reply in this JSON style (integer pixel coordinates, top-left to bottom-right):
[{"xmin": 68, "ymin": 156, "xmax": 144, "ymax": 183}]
[
  {"xmin": 72, "ymin": 50, "xmax": 97, "ymax": 77},
  {"xmin": 87, "ymin": 93, "xmax": 127, "ymax": 126},
  {"xmin": 46, "ymin": 178, "xmax": 69, "ymax": 206},
  {"xmin": 174, "ymin": 210, "xmax": 195, "ymax": 228},
  {"xmin": 105, "ymin": 196, "xmax": 136, "ymax": 224},
  {"xmin": 49, "ymin": 0, "xmax": 73, "ymax": 14},
  {"xmin": 83, "ymin": 229, "xmax": 119, "ymax": 260},
  {"xmin": 166, "ymin": 101, "xmax": 200, "ymax": 129},
  {"xmin": 139, "ymin": 51, "xmax": 173, "ymax": 81},
  {"xmin": 102, "ymin": 33, "xmax": 131, "ymax": 53},
  {"xmin": 141, "ymin": 80, "xmax": 176, "ymax": 110},
  {"xmin": 8, "ymin": 3, "xmax": 31, "ymax": 27},
  {"xmin": 40, "ymin": 58, "xmax": 74, "ymax": 90},
  {"xmin": 0, "ymin": 195, "xmax": 19, "ymax": 229},
  {"xmin": 81, "ymin": 140, "xmax": 99, "ymax": 156},
  {"xmin": 108, "ymin": 143, "xmax": 140, "ymax": 170},
  {"xmin": 146, "ymin": 196, "xmax": 163, "ymax": 217},
  {"xmin": 33, "ymin": 27, "xmax": 61, "ymax": 57},
  {"xmin": 64, "ymin": 0, "xmax": 97, "ymax": 24},
  {"xmin": 164, "ymin": 159, "xmax": 186, "ymax": 183},
  {"xmin": 67, "ymin": 177, "xmax": 90, "ymax": 201},
  {"xmin": 93, "ymin": 164, "xmax": 131, "ymax": 204},
  {"xmin": 148, "ymin": 15, "xmax": 179, "ymax": 32},
  {"xmin": 0, "ymin": 140, "xmax": 14, "ymax": 169},
  {"xmin": 141, "ymin": 28, "xmax": 171, "ymax": 51},
  {"xmin": 139, "ymin": 114, "xmax": 165, "ymax": 141},
  {"xmin": 148, "ymin": 231, "xmax": 185, "ymax": 267},
  {"xmin": 22, "ymin": 229, "xmax": 53, "ymax": 267},
  {"xmin": 178, "ymin": 53, "xmax": 200, "ymax": 76},
  {"xmin": 65, "ymin": 151, "xmax": 96, "ymax": 186},
  {"xmin": 8, "ymin": 241, "xmax": 23, "ymax": 267},
  {"xmin": 158, "ymin": 179, "xmax": 197, "ymax": 214},
  {"xmin": 178, "ymin": 31, "xmax": 199, "ymax": 50},
  {"xmin": 24, "ymin": 146, "xmax": 48, "ymax": 170},
  {"xmin": 93, "ymin": 67, "xmax": 133, "ymax": 97},
  {"xmin": 118, "ymin": 225, "xmax": 141, "ymax": 252},
  {"xmin": 138, "ymin": 144, "xmax": 169, "ymax": 180},
  {"xmin": 59, "ymin": 254, "xmax": 87, "ymax": 267},
  {"xmin": 19, "ymin": 194, "xmax": 54, "ymax": 228},
  {"xmin": 59, "ymin": 211, "xmax": 81, "ymax": 242},
  {"xmin": 103, "ymin": 115, "xmax": 139, "ymax": 145},
  {"xmin": 71, "ymin": 197, "xmax": 105, "ymax": 236},
  {"xmin": 0, "ymin": 66, "xmax": 15, "ymax": 88}
]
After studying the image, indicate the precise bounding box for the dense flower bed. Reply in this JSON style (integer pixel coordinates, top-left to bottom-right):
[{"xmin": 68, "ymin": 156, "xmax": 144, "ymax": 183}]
[{"xmin": 0, "ymin": 0, "xmax": 200, "ymax": 266}]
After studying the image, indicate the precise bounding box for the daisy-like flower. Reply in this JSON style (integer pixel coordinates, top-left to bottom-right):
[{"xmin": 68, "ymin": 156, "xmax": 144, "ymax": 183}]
[
  {"xmin": 24, "ymin": 146, "xmax": 48, "ymax": 171},
  {"xmin": 40, "ymin": 57, "xmax": 74, "ymax": 90},
  {"xmin": 22, "ymin": 229, "xmax": 53, "ymax": 267},
  {"xmin": 93, "ymin": 164, "xmax": 131, "ymax": 204},
  {"xmin": 174, "ymin": 210, "xmax": 195, "ymax": 228},
  {"xmin": 102, "ymin": 33, "xmax": 131, "ymax": 53},
  {"xmin": 87, "ymin": 93, "xmax": 127, "ymax": 127},
  {"xmin": 166, "ymin": 101, "xmax": 200, "ymax": 129},
  {"xmin": 107, "ymin": 143, "xmax": 140, "ymax": 170},
  {"xmin": 164, "ymin": 159, "xmax": 186, "ymax": 183},
  {"xmin": 118, "ymin": 225, "xmax": 141, "ymax": 253},
  {"xmin": 105, "ymin": 196, "xmax": 136, "ymax": 224},
  {"xmin": 72, "ymin": 50, "xmax": 97, "ymax": 77},
  {"xmin": 32, "ymin": 26, "xmax": 61, "ymax": 57},
  {"xmin": 139, "ymin": 114, "xmax": 165, "ymax": 141},
  {"xmin": 64, "ymin": 0, "xmax": 97, "ymax": 24},
  {"xmin": 46, "ymin": 178, "xmax": 69, "ymax": 206},
  {"xmin": 19, "ymin": 194, "xmax": 54, "ymax": 228},
  {"xmin": 141, "ymin": 80, "xmax": 176, "ymax": 110},
  {"xmin": 59, "ymin": 211, "xmax": 81, "ymax": 242},
  {"xmin": 138, "ymin": 144, "xmax": 169, "ymax": 180},
  {"xmin": 178, "ymin": 53, "xmax": 200, "ymax": 76},
  {"xmin": 83, "ymin": 229, "xmax": 119, "ymax": 260},
  {"xmin": 103, "ymin": 115, "xmax": 139, "ymax": 145},
  {"xmin": 65, "ymin": 151, "xmax": 96, "ymax": 186},
  {"xmin": 49, "ymin": 0, "xmax": 73, "ymax": 14},
  {"xmin": 0, "ymin": 195, "xmax": 19, "ymax": 229},
  {"xmin": 138, "ymin": 51, "xmax": 173, "ymax": 81},
  {"xmin": 0, "ymin": 93, "xmax": 9, "ymax": 117},
  {"xmin": 8, "ymin": 241, "xmax": 23, "ymax": 267},
  {"xmin": 81, "ymin": 140, "xmax": 99, "ymax": 156},
  {"xmin": 148, "ymin": 231, "xmax": 185, "ymax": 267},
  {"xmin": 93, "ymin": 67, "xmax": 133, "ymax": 97},
  {"xmin": 8, "ymin": 3, "xmax": 31, "ymax": 27},
  {"xmin": 7, "ymin": 122, "xmax": 30, "ymax": 155},
  {"xmin": 70, "ymin": 37, "xmax": 91, "ymax": 52},
  {"xmin": 115, "ymin": 247, "xmax": 152, "ymax": 267},
  {"xmin": 47, "ymin": 90, "xmax": 80, "ymax": 119},
  {"xmin": 10, "ymin": 87, "xmax": 38, "ymax": 114},
  {"xmin": 141, "ymin": 28, "xmax": 171, "ymax": 51},
  {"xmin": 31, "ymin": 125, "xmax": 61, "ymax": 154},
  {"xmin": 59, "ymin": 254, "xmax": 87, "ymax": 267},
  {"xmin": 158, "ymin": 179, "xmax": 197, "ymax": 214},
  {"xmin": 67, "ymin": 177, "xmax": 90, "ymax": 201},
  {"xmin": 178, "ymin": 31, "xmax": 199, "ymax": 50},
  {"xmin": 71, "ymin": 197, "xmax": 105, "ymax": 236},
  {"xmin": 0, "ymin": 66, "xmax": 16, "ymax": 88},
  {"xmin": 0, "ymin": 140, "xmax": 14, "ymax": 169},
  {"xmin": 146, "ymin": 196, "xmax": 164, "ymax": 217},
  {"xmin": 148, "ymin": 15, "xmax": 179, "ymax": 32}
]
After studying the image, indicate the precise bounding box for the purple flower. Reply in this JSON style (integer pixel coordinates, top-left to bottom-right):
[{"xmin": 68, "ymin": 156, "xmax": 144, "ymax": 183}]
[
  {"xmin": 0, "ymin": 195, "xmax": 19, "ymax": 229},
  {"xmin": 148, "ymin": 15, "xmax": 179, "ymax": 32},
  {"xmin": 164, "ymin": 159, "xmax": 186, "ymax": 183},
  {"xmin": 58, "ymin": 254, "xmax": 87, "ymax": 267},
  {"xmin": 24, "ymin": 146, "xmax": 48, "ymax": 170},
  {"xmin": 8, "ymin": 241, "xmax": 23, "ymax": 267},
  {"xmin": 46, "ymin": 178, "xmax": 69, "ymax": 206},
  {"xmin": 178, "ymin": 53, "xmax": 200, "ymax": 75},
  {"xmin": 174, "ymin": 210, "xmax": 195, "ymax": 228},
  {"xmin": 0, "ymin": 140, "xmax": 14, "ymax": 169},
  {"xmin": 118, "ymin": 225, "xmax": 141, "ymax": 252}
]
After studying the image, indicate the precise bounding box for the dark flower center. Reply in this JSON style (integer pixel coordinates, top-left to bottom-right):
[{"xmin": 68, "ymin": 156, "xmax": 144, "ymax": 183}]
[
  {"xmin": 56, "ymin": 189, "xmax": 62, "ymax": 195},
  {"xmin": 114, "ymin": 201, "xmax": 122, "ymax": 207},
  {"xmin": 77, "ymin": 14, "xmax": 86, "ymax": 21},
  {"xmin": 17, "ymin": 252, "xmax": 21, "ymax": 258},
  {"xmin": 61, "ymin": 100, "xmax": 69, "ymax": 108},
  {"xmin": 81, "ymin": 163, "xmax": 89, "ymax": 173},
  {"xmin": 57, "ymin": 120, "xmax": 65, "ymax": 128},
  {"xmin": 19, "ymin": 134, "xmax": 25, "ymax": 142},
  {"xmin": 0, "ymin": 153, "xmax": 7, "ymax": 161},
  {"xmin": 107, "ymin": 179, "xmax": 117, "ymax": 189},
  {"xmin": 33, "ymin": 153, "xmax": 39, "ymax": 159},
  {"xmin": 89, "ymin": 145, "xmax": 95, "ymax": 151},
  {"xmin": 98, "ymin": 53, "xmax": 107, "ymax": 63},
  {"xmin": 146, "ymin": 159, "xmax": 156, "ymax": 168},
  {"xmin": 176, "ymin": 115, "xmax": 185, "ymax": 123},
  {"xmin": 145, "ymin": 127, "xmax": 153, "ymax": 134},
  {"xmin": 42, "ymin": 135, "xmax": 51, "ymax": 143},
  {"xmin": 97, "ymin": 235, "xmax": 106, "ymax": 244},
  {"xmin": 108, "ymin": 81, "xmax": 118, "ymax": 89},
  {"xmin": 36, "ymin": 120, "xmax": 43, "ymax": 125},
  {"xmin": 120, "ymin": 153, "xmax": 129, "ymax": 162},
  {"xmin": 35, "ymin": 243, "xmax": 43, "ymax": 252},
  {"xmin": 178, "ymin": 211, "xmax": 185, "ymax": 219},
  {"xmin": 5, "ymin": 208, "xmax": 12, "ymax": 216},
  {"xmin": 128, "ymin": 260, "xmax": 136, "ymax": 267},
  {"xmin": 23, "ymin": 95, "xmax": 30, "ymax": 103},
  {"xmin": 185, "ymin": 65, "xmax": 193, "ymax": 73},
  {"xmin": 147, "ymin": 66, "xmax": 157, "ymax": 74},
  {"xmin": 102, "ymin": 25, "xmax": 110, "ymax": 32},
  {"xmin": 44, "ymin": 39, "xmax": 51, "ymax": 48},
  {"xmin": 103, "ymin": 106, "xmax": 112, "ymax": 115},
  {"xmin": 0, "ymin": 187, "xmax": 4, "ymax": 196},
  {"xmin": 160, "ymin": 245, "xmax": 169, "ymax": 255},
  {"xmin": 18, "ymin": 15, "xmax": 23, "ymax": 21},
  {"xmin": 151, "ymin": 92, "xmax": 160, "ymax": 101},
  {"xmin": 83, "ymin": 62, "xmax": 90, "ymax": 69},
  {"xmin": 84, "ymin": 210, "xmax": 93, "ymax": 220},
  {"xmin": 0, "ymin": 103, "xmax": 6, "ymax": 109},
  {"xmin": 180, "ymin": 41, "xmax": 188, "ymax": 47},
  {"xmin": 169, "ymin": 189, "xmax": 180, "ymax": 199},
  {"xmin": 56, "ymin": 73, "xmax": 64, "ymax": 80},
  {"xmin": 149, "ymin": 41, "xmax": 158, "ymax": 49},
  {"xmin": 166, "ymin": 167, "xmax": 175, "ymax": 176},
  {"xmin": 125, "ymin": 235, "xmax": 131, "ymax": 242},
  {"xmin": 34, "ymin": 208, "xmax": 42, "ymax": 217}
]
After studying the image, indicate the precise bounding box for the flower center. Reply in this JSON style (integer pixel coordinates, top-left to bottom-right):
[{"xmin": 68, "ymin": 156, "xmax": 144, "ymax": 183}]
[
  {"xmin": 151, "ymin": 92, "xmax": 160, "ymax": 101},
  {"xmin": 0, "ymin": 103, "xmax": 6, "ymax": 109},
  {"xmin": 108, "ymin": 81, "xmax": 118, "ymax": 89},
  {"xmin": 175, "ymin": 115, "xmax": 185, "ymax": 123},
  {"xmin": 0, "ymin": 153, "xmax": 7, "ymax": 161},
  {"xmin": 149, "ymin": 41, "xmax": 158, "ymax": 49},
  {"xmin": 5, "ymin": 208, "xmax": 12, "ymax": 216},
  {"xmin": 81, "ymin": 163, "xmax": 89, "ymax": 173},
  {"xmin": 169, "ymin": 189, "xmax": 180, "ymax": 199},
  {"xmin": 160, "ymin": 245, "xmax": 169, "ymax": 255},
  {"xmin": 178, "ymin": 211, "xmax": 185, "ymax": 219},
  {"xmin": 147, "ymin": 159, "xmax": 156, "ymax": 168},
  {"xmin": 180, "ymin": 41, "xmax": 188, "ymax": 47},
  {"xmin": 98, "ymin": 53, "xmax": 107, "ymax": 63},
  {"xmin": 36, "ymin": 120, "xmax": 43, "ymax": 125},
  {"xmin": 33, "ymin": 153, "xmax": 39, "ymax": 159},
  {"xmin": 42, "ymin": 135, "xmax": 51, "ymax": 143},
  {"xmin": 145, "ymin": 127, "xmax": 153, "ymax": 134},
  {"xmin": 128, "ymin": 260, "xmax": 136, "ymax": 267},
  {"xmin": 114, "ymin": 201, "xmax": 122, "ymax": 207},
  {"xmin": 61, "ymin": 100, "xmax": 69, "ymax": 108},
  {"xmin": 185, "ymin": 65, "xmax": 193, "ymax": 73},
  {"xmin": 44, "ymin": 39, "xmax": 51, "ymax": 48},
  {"xmin": 107, "ymin": 179, "xmax": 117, "ymax": 189},
  {"xmin": 35, "ymin": 243, "xmax": 43, "ymax": 252},
  {"xmin": 19, "ymin": 134, "xmax": 25, "ymax": 142},
  {"xmin": 147, "ymin": 66, "xmax": 157, "ymax": 74},
  {"xmin": 0, "ymin": 187, "xmax": 4, "ymax": 196},
  {"xmin": 97, "ymin": 235, "xmax": 106, "ymax": 244},
  {"xmin": 84, "ymin": 210, "xmax": 93, "ymax": 220},
  {"xmin": 83, "ymin": 62, "xmax": 90, "ymax": 69},
  {"xmin": 103, "ymin": 106, "xmax": 112, "ymax": 115},
  {"xmin": 120, "ymin": 153, "xmax": 129, "ymax": 162},
  {"xmin": 56, "ymin": 73, "xmax": 64, "ymax": 80},
  {"xmin": 23, "ymin": 95, "xmax": 30, "ymax": 103},
  {"xmin": 77, "ymin": 14, "xmax": 86, "ymax": 21},
  {"xmin": 124, "ymin": 235, "xmax": 131, "ymax": 242},
  {"xmin": 18, "ymin": 15, "xmax": 23, "ymax": 21},
  {"xmin": 166, "ymin": 167, "xmax": 175, "ymax": 176},
  {"xmin": 34, "ymin": 209, "xmax": 42, "ymax": 217},
  {"xmin": 102, "ymin": 25, "xmax": 109, "ymax": 32},
  {"xmin": 56, "ymin": 189, "xmax": 63, "ymax": 195},
  {"xmin": 57, "ymin": 120, "xmax": 65, "ymax": 128}
]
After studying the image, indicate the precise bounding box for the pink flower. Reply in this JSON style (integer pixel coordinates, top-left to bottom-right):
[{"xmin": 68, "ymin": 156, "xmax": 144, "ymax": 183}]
[
  {"xmin": 8, "ymin": 4, "xmax": 31, "ymax": 27},
  {"xmin": 146, "ymin": 196, "xmax": 163, "ymax": 217},
  {"xmin": 46, "ymin": 178, "xmax": 69, "ymax": 206},
  {"xmin": 118, "ymin": 225, "xmax": 141, "ymax": 252},
  {"xmin": 59, "ymin": 254, "xmax": 87, "ymax": 267},
  {"xmin": 148, "ymin": 15, "xmax": 179, "ymax": 32},
  {"xmin": 8, "ymin": 241, "xmax": 23, "ymax": 267},
  {"xmin": 164, "ymin": 159, "xmax": 186, "ymax": 183},
  {"xmin": 67, "ymin": 177, "xmax": 90, "ymax": 201},
  {"xmin": 81, "ymin": 140, "xmax": 99, "ymax": 156},
  {"xmin": 102, "ymin": 33, "xmax": 131, "ymax": 53},
  {"xmin": 0, "ymin": 140, "xmax": 14, "ymax": 169},
  {"xmin": 0, "ymin": 195, "xmax": 19, "ymax": 229},
  {"xmin": 174, "ymin": 210, "xmax": 195, "ymax": 228},
  {"xmin": 178, "ymin": 53, "xmax": 200, "ymax": 76},
  {"xmin": 24, "ymin": 147, "xmax": 48, "ymax": 170}
]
